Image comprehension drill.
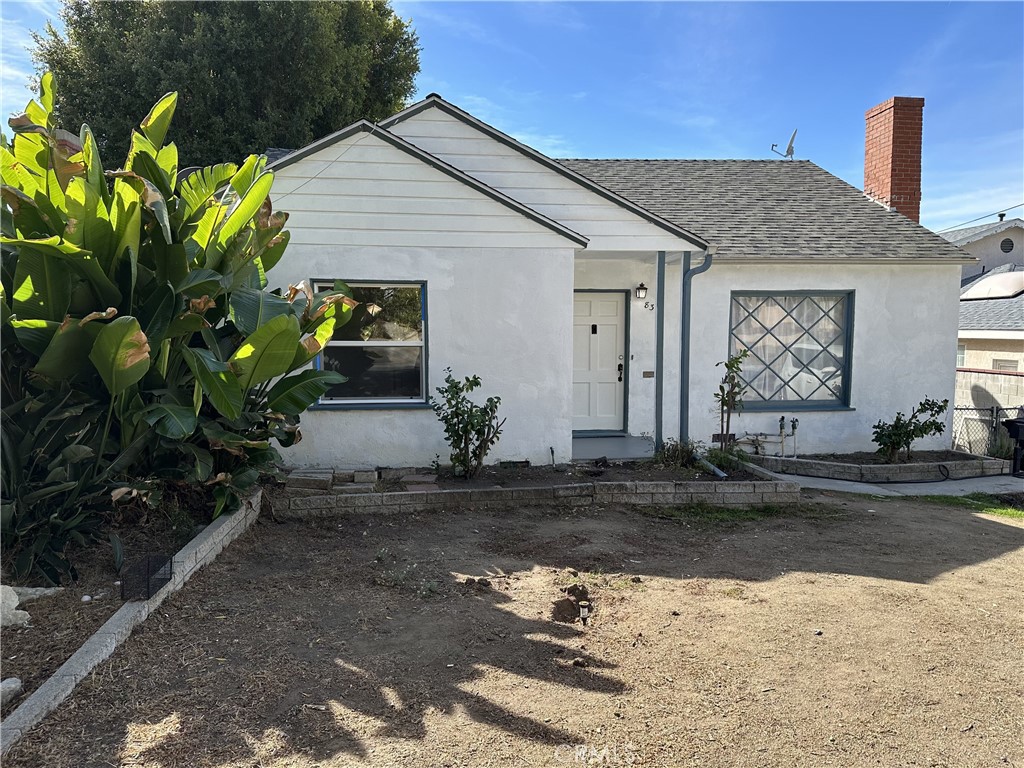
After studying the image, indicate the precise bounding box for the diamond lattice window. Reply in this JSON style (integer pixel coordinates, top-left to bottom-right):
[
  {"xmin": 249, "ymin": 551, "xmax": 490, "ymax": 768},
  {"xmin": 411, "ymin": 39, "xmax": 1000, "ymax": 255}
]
[{"xmin": 729, "ymin": 293, "xmax": 853, "ymax": 408}]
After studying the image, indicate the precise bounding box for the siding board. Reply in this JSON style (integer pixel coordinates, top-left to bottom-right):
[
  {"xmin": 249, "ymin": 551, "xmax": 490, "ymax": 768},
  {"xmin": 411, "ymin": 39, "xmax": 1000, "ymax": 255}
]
[
  {"xmin": 390, "ymin": 108, "xmax": 697, "ymax": 251},
  {"xmin": 272, "ymin": 131, "xmax": 580, "ymax": 250}
]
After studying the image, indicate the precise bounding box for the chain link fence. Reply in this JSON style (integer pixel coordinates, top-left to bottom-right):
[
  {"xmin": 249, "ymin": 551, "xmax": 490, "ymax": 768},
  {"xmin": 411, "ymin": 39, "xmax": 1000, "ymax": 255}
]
[{"xmin": 952, "ymin": 405, "xmax": 1024, "ymax": 458}]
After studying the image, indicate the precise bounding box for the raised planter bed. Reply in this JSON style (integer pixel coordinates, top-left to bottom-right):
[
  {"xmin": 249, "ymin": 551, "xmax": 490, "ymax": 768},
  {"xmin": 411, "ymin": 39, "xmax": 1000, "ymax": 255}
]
[
  {"xmin": 280, "ymin": 464, "xmax": 800, "ymax": 518},
  {"xmin": 749, "ymin": 451, "xmax": 1009, "ymax": 483}
]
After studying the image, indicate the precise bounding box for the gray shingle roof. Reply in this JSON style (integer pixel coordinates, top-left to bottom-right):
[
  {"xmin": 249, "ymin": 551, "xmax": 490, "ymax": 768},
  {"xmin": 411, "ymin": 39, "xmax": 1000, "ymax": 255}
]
[
  {"xmin": 942, "ymin": 217, "xmax": 1023, "ymax": 247},
  {"xmin": 959, "ymin": 295, "xmax": 1024, "ymax": 332},
  {"xmin": 264, "ymin": 147, "xmax": 294, "ymax": 164},
  {"xmin": 559, "ymin": 159, "xmax": 966, "ymax": 261},
  {"xmin": 960, "ymin": 263, "xmax": 1024, "ymax": 332}
]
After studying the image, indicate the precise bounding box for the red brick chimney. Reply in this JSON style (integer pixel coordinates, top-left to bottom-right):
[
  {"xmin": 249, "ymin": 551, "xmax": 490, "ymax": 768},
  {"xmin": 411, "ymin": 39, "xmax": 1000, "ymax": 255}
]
[{"xmin": 864, "ymin": 96, "xmax": 925, "ymax": 223}]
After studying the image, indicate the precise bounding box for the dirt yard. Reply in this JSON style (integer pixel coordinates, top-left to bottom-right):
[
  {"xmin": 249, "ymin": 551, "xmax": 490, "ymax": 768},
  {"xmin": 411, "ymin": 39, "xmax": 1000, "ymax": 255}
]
[{"xmin": 6, "ymin": 491, "xmax": 1023, "ymax": 768}]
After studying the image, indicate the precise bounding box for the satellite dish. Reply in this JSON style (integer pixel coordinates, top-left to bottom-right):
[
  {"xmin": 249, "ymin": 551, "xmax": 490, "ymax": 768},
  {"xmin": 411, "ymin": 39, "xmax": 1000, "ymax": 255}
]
[{"xmin": 771, "ymin": 128, "xmax": 798, "ymax": 159}]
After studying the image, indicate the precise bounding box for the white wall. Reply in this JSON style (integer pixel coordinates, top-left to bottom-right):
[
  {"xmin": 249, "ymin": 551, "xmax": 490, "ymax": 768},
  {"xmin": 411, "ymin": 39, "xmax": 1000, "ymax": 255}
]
[
  {"xmin": 390, "ymin": 109, "xmax": 697, "ymax": 253},
  {"xmin": 270, "ymin": 131, "xmax": 579, "ymax": 470},
  {"xmin": 683, "ymin": 262, "xmax": 963, "ymax": 454}
]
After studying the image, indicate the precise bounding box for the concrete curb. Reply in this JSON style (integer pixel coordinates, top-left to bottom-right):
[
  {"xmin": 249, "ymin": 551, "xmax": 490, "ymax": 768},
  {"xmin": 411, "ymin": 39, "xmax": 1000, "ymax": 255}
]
[
  {"xmin": 280, "ymin": 477, "xmax": 801, "ymax": 518},
  {"xmin": 0, "ymin": 490, "xmax": 262, "ymax": 755}
]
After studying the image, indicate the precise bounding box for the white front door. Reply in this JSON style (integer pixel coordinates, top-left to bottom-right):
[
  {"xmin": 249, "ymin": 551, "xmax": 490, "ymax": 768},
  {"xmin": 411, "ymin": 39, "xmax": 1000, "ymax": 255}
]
[{"xmin": 573, "ymin": 292, "xmax": 626, "ymax": 431}]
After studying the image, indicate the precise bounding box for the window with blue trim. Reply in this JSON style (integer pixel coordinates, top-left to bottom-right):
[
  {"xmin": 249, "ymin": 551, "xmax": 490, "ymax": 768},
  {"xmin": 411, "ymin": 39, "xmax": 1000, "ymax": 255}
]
[
  {"xmin": 313, "ymin": 281, "xmax": 426, "ymax": 404},
  {"xmin": 729, "ymin": 292, "xmax": 853, "ymax": 409}
]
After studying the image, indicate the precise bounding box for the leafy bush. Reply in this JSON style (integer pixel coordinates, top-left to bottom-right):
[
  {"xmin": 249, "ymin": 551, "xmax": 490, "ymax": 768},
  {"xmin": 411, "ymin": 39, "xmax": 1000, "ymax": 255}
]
[
  {"xmin": 705, "ymin": 446, "xmax": 747, "ymax": 473},
  {"xmin": 871, "ymin": 398, "xmax": 949, "ymax": 463},
  {"xmin": 429, "ymin": 369, "xmax": 505, "ymax": 478},
  {"xmin": 1, "ymin": 74, "xmax": 351, "ymax": 581}
]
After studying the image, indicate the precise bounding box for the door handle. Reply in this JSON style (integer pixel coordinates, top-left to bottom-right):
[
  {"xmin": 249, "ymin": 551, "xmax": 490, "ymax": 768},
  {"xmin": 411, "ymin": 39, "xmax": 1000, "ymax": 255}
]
[{"xmin": 617, "ymin": 363, "xmax": 623, "ymax": 382}]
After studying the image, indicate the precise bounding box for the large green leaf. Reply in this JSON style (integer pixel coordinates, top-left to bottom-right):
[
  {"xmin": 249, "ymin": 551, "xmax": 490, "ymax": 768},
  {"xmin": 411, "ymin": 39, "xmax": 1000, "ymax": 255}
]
[
  {"xmin": 11, "ymin": 247, "xmax": 71, "ymax": 321},
  {"xmin": 109, "ymin": 178, "xmax": 141, "ymax": 271},
  {"xmin": 89, "ymin": 316, "xmax": 151, "ymax": 395},
  {"xmin": 229, "ymin": 154, "xmax": 265, "ymax": 198},
  {"xmin": 176, "ymin": 268, "xmax": 222, "ymax": 298},
  {"xmin": 182, "ymin": 347, "xmax": 242, "ymax": 420},
  {"xmin": 266, "ymin": 370, "xmax": 345, "ymax": 416},
  {"xmin": 228, "ymin": 313, "xmax": 300, "ymax": 392},
  {"xmin": 214, "ymin": 171, "xmax": 273, "ymax": 257},
  {"xmin": 79, "ymin": 124, "xmax": 107, "ymax": 204},
  {"xmin": 5, "ymin": 235, "xmax": 121, "ymax": 308},
  {"xmin": 139, "ymin": 92, "xmax": 177, "ymax": 150},
  {"xmin": 137, "ymin": 282, "xmax": 177, "ymax": 346},
  {"xmin": 142, "ymin": 403, "xmax": 197, "ymax": 440},
  {"xmin": 293, "ymin": 310, "xmax": 339, "ymax": 368},
  {"xmin": 10, "ymin": 318, "xmax": 59, "ymax": 356},
  {"xmin": 33, "ymin": 319, "xmax": 102, "ymax": 379},
  {"xmin": 179, "ymin": 163, "xmax": 236, "ymax": 219},
  {"xmin": 64, "ymin": 176, "xmax": 113, "ymax": 265},
  {"xmin": 228, "ymin": 287, "xmax": 294, "ymax": 337},
  {"xmin": 179, "ymin": 443, "xmax": 213, "ymax": 482}
]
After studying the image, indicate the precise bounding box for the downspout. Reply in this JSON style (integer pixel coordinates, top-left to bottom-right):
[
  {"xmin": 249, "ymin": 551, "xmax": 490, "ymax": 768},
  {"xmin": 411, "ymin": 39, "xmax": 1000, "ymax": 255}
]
[
  {"xmin": 679, "ymin": 248, "xmax": 715, "ymax": 443},
  {"xmin": 654, "ymin": 250, "xmax": 666, "ymax": 452}
]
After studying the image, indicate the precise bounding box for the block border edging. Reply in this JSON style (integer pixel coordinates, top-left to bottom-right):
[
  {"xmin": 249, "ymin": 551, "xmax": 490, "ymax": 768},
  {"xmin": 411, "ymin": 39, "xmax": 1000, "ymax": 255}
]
[
  {"xmin": 748, "ymin": 453, "xmax": 1011, "ymax": 483},
  {"xmin": 281, "ymin": 476, "xmax": 802, "ymax": 518},
  {"xmin": 0, "ymin": 489, "xmax": 263, "ymax": 755}
]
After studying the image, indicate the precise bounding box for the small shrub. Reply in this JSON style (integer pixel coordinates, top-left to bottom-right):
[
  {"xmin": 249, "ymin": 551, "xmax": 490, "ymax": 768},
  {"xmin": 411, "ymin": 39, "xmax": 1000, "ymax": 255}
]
[
  {"xmin": 872, "ymin": 398, "xmax": 949, "ymax": 463},
  {"xmin": 705, "ymin": 446, "xmax": 747, "ymax": 472},
  {"xmin": 714, "ymin": 350, "xmax": 749, "ymax": 449},
  {"xmin": 654, "ymin": 438, "xmax": 701, "ymax": 469},
  {"xmin": 429, "ymin": 369, "xmax": 505, "ymax": 478}
]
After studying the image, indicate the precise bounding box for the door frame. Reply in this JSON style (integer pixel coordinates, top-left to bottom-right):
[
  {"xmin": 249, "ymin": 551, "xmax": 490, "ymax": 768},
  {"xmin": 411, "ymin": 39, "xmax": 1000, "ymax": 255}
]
[{"xmin": 572, "ymin": 289, "xmax": 631, "ymax": 437}]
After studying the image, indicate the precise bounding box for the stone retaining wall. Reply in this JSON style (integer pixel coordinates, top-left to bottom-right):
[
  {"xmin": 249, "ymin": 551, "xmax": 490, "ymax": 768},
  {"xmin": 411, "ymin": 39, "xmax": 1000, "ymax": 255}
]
[
  {"xmin": 280, "ymin": 478, "xmax": 801, "ymax": 518},
  {"xmin": 750, "ymin": 453, "xmax": 1009, "ymax": 483}
]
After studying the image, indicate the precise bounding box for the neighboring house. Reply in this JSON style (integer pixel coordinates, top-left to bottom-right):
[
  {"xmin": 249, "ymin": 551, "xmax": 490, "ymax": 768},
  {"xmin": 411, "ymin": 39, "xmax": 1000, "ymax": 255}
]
[
  {"xmin": 942, "ymin": 216, "xmax": 1023, "ymax": 281},
  {"xmin": 267, "ymin": 94, "xmax": 970, "ymax": 469},
  {"xmin": 956, "ymin": 264, "xmax": 1024, "ymax": 410}
]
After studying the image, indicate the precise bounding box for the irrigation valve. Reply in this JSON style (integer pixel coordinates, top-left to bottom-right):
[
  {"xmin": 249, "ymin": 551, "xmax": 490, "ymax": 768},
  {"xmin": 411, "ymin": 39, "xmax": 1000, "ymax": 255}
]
[{"xmin": 578, "ymin": 600, "xmax": 591, "ymax": 625}]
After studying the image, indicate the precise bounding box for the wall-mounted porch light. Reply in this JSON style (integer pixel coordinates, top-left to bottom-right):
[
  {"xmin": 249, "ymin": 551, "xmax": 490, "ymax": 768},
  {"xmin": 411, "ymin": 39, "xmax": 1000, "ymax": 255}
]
[{"xmin": 635, "ymin": 283, "xmax": 648, "ymax": 299}]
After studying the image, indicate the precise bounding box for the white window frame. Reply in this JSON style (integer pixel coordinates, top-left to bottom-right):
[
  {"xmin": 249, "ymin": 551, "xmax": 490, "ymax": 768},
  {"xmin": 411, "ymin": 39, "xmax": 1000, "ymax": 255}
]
[
  {"xmin": 312, "ymin": 280, "xmax": 427, "ymax": 406},
  {"xmin": 956, "ymin": 344, "xmax": 966, "ymax": 367}
]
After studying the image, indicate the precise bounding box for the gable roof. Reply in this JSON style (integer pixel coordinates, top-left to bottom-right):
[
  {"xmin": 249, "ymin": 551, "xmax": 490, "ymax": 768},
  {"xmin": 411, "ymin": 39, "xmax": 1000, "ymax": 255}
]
[
  {"xmin": 941, "ymin": 217, "xmax": 1023, "ymax": 247},
  {"xmin": 267, "ymin": 121, "xmax": 588, "ymax": 248},
  {"xmin": 380, "ymin": 95, "xmax": 708, "ymax": 250},
  {"xmin": 559, "ymin": 159, "xmax": 970, "ymax": 262}
]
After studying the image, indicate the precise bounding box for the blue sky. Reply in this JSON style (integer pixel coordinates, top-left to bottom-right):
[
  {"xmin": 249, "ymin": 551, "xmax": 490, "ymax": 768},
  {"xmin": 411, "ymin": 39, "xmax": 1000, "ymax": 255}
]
[{"xmin": 3, "ymin": 1, "xmax": 1022, "ymax": 232}]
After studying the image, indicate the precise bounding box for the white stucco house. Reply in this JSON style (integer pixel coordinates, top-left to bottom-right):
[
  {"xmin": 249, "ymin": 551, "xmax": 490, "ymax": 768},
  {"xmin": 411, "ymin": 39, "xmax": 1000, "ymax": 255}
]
[{"xmin": 267, "ymin": 94, "xmax": 971, "ymax": 469}]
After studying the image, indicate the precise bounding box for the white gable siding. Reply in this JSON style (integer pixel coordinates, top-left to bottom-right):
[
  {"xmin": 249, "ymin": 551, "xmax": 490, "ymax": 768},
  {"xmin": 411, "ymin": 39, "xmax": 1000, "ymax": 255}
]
[
  {"xmin": 390, "ymin": 109, "xmax": 695, "ymax": 252},
  {"xmin": 271, "ymin": 131, "xmax": 577, "ymax": 250}
]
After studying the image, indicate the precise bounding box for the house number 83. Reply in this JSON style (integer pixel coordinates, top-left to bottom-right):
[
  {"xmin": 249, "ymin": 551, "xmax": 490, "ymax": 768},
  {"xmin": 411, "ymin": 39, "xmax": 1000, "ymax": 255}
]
[{"xmin": 643, "ymin": 301, "xmax": 655, "ymax": 311}]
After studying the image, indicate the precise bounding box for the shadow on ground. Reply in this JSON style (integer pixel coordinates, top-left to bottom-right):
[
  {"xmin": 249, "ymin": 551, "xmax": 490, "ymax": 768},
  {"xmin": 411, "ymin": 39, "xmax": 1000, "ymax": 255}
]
[{"xmin": 6, "ymin": 492, "xmax": 1023, "ymax": 767}]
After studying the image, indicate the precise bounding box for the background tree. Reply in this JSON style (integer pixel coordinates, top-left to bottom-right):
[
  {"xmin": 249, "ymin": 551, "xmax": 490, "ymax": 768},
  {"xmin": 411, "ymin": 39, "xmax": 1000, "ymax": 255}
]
[{"xmin": 32, "ymin": 0, "xmax": 419, "ymax": 167}]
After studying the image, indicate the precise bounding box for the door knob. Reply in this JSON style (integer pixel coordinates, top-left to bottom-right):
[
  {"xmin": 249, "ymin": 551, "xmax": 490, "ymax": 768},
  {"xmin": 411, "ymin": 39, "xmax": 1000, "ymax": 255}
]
[{"xmin": 617, "ymin": 363, "xmax": 623, "ymax": 382}]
